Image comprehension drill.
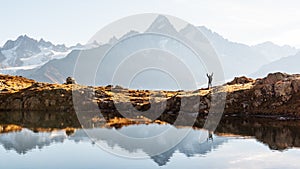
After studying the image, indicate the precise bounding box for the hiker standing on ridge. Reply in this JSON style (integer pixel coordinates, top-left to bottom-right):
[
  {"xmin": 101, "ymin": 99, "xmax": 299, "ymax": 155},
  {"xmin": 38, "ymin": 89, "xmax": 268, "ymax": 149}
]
[{"xmin": 206, "ymin": 72, "xmax": 213, "ymax": 89}]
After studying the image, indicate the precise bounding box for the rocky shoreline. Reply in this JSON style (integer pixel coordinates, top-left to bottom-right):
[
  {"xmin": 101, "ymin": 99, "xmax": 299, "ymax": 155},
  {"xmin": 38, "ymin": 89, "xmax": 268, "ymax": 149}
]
[{"xmin": 1, "ymin": 72, "xmax": 300, "ymax": 127}]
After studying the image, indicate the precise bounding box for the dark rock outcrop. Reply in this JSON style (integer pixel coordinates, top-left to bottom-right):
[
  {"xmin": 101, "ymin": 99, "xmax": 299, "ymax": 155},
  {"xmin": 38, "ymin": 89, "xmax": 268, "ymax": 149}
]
[
  {"xmin": 225, "ymin": 72, "xmax": 300, "ymax": 117},
  {"xmin": 227, "ymin": 76, "xmax": 254, "ymax": 85}
]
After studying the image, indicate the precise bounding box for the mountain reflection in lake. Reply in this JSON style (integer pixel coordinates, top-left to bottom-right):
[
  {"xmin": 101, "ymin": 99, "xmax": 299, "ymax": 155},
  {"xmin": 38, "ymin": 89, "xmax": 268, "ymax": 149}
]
[{"xmin": 1, "ymin": 118, "xmax": 300, "ymax": 169}]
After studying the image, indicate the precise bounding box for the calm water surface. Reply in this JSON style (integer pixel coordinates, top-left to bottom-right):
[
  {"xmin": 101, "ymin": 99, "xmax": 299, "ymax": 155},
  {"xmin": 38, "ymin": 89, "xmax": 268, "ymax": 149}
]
[{"xmin": 1, "ymin": 120, "xmax": 300, "ymax": 169}]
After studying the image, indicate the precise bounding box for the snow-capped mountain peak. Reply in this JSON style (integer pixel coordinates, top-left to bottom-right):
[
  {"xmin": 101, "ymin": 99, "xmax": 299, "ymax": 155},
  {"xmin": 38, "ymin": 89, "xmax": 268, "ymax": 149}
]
[
  {"xmin": 0, "ymin": 35, "xmax": 71, "ymax": 74},
  {"xmin": 2, "ymin": 35, "xmax": 40, "ymax": 54}
]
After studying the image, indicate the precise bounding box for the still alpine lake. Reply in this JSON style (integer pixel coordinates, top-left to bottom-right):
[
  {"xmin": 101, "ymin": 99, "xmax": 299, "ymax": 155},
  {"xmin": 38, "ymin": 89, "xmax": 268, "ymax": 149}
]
[{"xmin": 1, "ymin": 117, "xmax": 300, "ymax": 169}]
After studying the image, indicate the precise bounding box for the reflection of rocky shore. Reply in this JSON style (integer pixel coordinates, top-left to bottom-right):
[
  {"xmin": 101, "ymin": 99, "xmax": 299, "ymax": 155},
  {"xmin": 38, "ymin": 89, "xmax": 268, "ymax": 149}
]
[
  {"xmin": 1, "ymin": 110, "xmax": 299, "ymax": 152},
  {"xmin": 215, "ymin": 117, "xmax": 300, "ymax": 150},
  {"xmin": 0, "ymin": 111, "xmax": 81, "ymax": 129},
  {"xmin": 1, "ymin": 72, "xmax": 300, "ymax": 120}
]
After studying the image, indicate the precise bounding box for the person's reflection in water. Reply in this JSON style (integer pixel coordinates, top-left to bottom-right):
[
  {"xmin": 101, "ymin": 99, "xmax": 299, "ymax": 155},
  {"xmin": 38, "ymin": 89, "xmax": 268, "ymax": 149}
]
[{"xmin": 207, "ymin": 130, "xmax": 214, "ymax": 142}]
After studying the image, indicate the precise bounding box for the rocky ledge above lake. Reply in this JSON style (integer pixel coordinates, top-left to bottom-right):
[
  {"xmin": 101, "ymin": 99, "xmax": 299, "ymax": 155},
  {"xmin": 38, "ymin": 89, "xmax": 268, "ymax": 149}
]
[{"xmin": 1, "ymin": 72, "xmax": 300, "ymax": 124}]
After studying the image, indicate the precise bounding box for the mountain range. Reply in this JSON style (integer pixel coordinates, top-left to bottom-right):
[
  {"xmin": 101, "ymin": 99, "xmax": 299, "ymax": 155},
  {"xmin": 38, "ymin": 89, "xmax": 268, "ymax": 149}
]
[
  {"xmin": 198, "ymin": 26, "xmax": 299, "ymax": 78},
  {"xmin": 0, "ymin": 35, "xmax": 99, "ymax": 75},
  {"xmin": 0, "ymin": 15, "xmax": 299, "ymax": 88}
]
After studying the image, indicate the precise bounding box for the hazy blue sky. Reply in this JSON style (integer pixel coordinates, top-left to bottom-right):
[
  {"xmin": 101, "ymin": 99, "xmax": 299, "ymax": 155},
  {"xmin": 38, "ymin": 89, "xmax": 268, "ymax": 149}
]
[{"xmin": 1, "ymin": 0, "xmax": 300, "ymax": 47}]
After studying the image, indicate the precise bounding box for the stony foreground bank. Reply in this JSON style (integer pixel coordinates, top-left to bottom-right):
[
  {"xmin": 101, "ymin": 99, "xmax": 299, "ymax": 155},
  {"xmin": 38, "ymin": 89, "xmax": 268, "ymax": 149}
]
[{"xmin": 1, "ymin": 72, "xmax": 300, "ymax": 123}]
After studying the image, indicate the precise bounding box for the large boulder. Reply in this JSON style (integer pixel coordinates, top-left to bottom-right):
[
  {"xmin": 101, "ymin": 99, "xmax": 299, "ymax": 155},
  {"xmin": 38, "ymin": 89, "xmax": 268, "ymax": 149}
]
[{"xmin": 65, "ymin": 77, "xmax": 75, "ymax": 84}]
